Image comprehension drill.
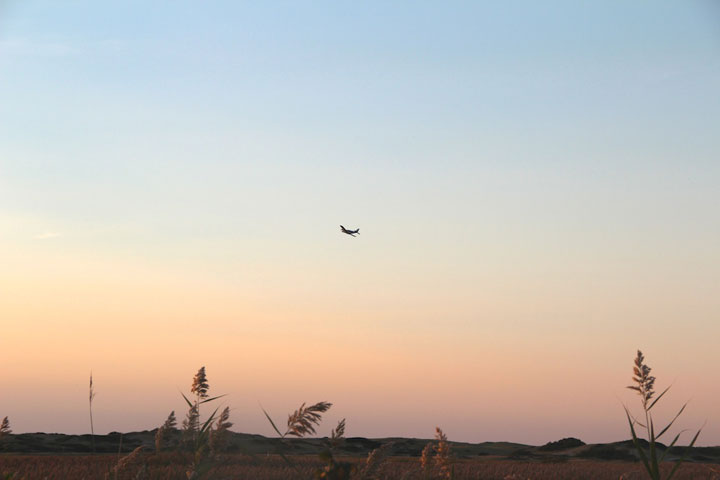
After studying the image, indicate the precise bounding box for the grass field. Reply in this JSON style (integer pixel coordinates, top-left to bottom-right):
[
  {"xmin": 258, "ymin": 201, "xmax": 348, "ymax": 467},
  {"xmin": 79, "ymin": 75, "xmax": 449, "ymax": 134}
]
[{"xmin": 1, "ymin": 454, "xmax": 720, "ymax": 480}]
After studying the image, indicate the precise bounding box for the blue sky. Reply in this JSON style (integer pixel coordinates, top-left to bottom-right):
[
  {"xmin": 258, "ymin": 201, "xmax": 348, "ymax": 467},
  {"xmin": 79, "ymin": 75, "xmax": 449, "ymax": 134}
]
[
  {"xmin": 1, "ymin": 1, "xmax": 720, "ymax": 443},
  {"xmin": 2, "ymin": 1, "xmax": 718, "ymax": 262}
]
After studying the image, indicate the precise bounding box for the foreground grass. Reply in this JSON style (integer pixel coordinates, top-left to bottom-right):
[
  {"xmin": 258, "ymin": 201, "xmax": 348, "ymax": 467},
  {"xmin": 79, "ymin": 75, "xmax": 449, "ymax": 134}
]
[{"xmin": 1, "ymin": 454, "xmax": 720, "ymax": 480}]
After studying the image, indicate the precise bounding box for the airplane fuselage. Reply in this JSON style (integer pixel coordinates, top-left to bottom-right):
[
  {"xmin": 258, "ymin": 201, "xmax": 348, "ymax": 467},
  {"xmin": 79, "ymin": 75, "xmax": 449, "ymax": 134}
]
[{"xmin": 340, "ymin": 225, "xmax": 359, "ymax": 236}]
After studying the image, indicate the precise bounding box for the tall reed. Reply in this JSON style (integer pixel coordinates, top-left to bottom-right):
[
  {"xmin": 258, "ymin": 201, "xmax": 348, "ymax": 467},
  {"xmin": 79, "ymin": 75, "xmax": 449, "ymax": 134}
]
[
  {"xmin": 624, "ymin": 350, "xmax": 702, "ymax": 480},
  {"xmin": 209, "ymin": 406, "xmax": 233, "ymax": 455},
  {"xmin": 421, "ymin": 427, "xmax": 453, "ymax": 480},
  {"xmin": 180, "ymin": 367, "xmax": 226, "ymax": 479},
  {"xmin": 262, "ymin": 401, "xmax": 332, "ymax": 474},
  {"xmin": 89, "ymin": 373, "xmax": 96, "ymax": 454}
]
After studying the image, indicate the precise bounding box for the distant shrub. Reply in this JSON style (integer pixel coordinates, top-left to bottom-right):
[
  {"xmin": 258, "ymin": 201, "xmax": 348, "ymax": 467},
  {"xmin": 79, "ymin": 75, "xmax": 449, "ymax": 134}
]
[{"xmin": 538, "ymin": 437, "xmax": 585, "ymax": 452}]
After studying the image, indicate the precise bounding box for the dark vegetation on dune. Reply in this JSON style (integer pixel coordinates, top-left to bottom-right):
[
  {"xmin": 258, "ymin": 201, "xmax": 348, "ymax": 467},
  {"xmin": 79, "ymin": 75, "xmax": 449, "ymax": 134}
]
[{"xmin": 1, "ymin": 430, "xmax": 718, "ymax": 462}]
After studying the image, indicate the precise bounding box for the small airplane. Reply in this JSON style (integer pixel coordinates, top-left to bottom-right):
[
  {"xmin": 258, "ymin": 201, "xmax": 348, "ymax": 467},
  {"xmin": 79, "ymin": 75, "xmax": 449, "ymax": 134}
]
[{"xmin": 340, "ymin": 225, "xmax": 359, "ymax": 237}]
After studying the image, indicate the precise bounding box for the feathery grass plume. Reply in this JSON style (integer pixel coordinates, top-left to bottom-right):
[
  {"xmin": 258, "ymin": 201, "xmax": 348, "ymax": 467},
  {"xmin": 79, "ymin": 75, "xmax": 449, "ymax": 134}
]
[
  {"xmin": 262, "ymin": 401, "xmax": 333, "ymax": 475},
  {"xmin": 192, "ymin": 367, "xmax": 209, "ymax": 400},
  {"xmin": 89, "ymin": 372, "xmax": 97, "ymax": 454},
  {"xmin": 433, "ymin": 427, "xmax": 453, "ymax": 480},
  {"xmin": 209, "ymin": 406, "xmax": 233, "ymax": 455},
  {"xmin": 185, "ymin": 366, "xmax": 225, "ymax": 436},
  {"xmin": 286, "ymin": 401, "xmax": 332, "ymax": 437},
  {"xmin": 0, "ymin": 416, "xmax": 11, "ymax": 450},
  {"xmin": 420, "ymin": 442, "xmax": 433, "ymax": 475},
  {"xmin": 628, "ymin": 350, "xmax": 656, "ymax": 410},
  {"xmin": 163, "ymin": 410, "xmax": 178, "ymax": 430},
  {"xmin": 330, "ymin": 418, "xmax": 346, "ymax": 449},
  {"xmin": 180, "ymin": 367, "xmax": 227, "ymax": 478},
  {"xmin": 316, "ymin": 417, "xmax": 356, "ymax": 480},
  {"xmin": 624, "ymin": 349, "xmax": 702, "ymax": 480},
  {"xmin": 191, "ymin": 367, "xmax": 209, "ymax": 427},
  {"xmin": 0, "ymin": 417, "xmax": 10, "ymax": 437},
  {"xmin": 155, "ymin": 411, "xmax": 177, "ymax": 453}
]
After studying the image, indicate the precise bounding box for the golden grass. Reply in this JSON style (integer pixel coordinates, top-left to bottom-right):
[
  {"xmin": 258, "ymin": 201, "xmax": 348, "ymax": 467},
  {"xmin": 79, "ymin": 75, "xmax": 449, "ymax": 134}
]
[{"xmin": 2, "ymin": 455, "xmax": 720, "ymax": 480}]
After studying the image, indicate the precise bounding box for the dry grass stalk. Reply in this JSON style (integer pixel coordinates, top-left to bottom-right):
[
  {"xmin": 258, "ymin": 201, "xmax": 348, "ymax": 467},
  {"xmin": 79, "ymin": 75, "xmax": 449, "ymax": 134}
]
[
  {"xmin": 420, "ymin": 442, "xmax": 433, "ymax": 475},
  {"xmin": 155, "ymin": 411, "xmax": 177, "ymax": 452},
  {"xmin": 286, "ymin": 401, "xmax": 332, "ymax": 437},
  {"xmin": 0, "ymin": 416, "xmax": 11, "ymax": 451},
  {"xmin": 190, "ymin": 366, "xmax": 209, "ymax": 429},
  {"xmin": 329, "ymin": 418, "xmax": 346, "ymax": 451},
  {"xmin": 209, "ymin": 406, "xmax": 233, "ymax": 454},
  {"xmin": 182, "ymin": 404, "xmax": 200, "ymax": 444},
  {"xmin": 331, "ymin": 418, "xmax": 346, "ymax": 443},
  {"xmin": 627, "ymin": 350, "xmax": 656, "ymax": 409},
  {"xmin": 0, "ymin": 416, "xmax": 10, "ymax": 437},
  {"xmin": 434, "ymin": 427, "xmax": 452, "ymax": 480},
  {"xmin": 89, "ymin": 373, "xmax": 97, "ymax": 454},
  {"xmin": 191, "ymin": 367, "xmax": 209, "ymax": 400}
]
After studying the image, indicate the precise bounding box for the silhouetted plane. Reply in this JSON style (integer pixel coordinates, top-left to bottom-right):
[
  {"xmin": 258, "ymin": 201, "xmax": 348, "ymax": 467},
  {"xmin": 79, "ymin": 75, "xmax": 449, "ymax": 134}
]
[{"xmin": 340, "ymin": 225, "xmax": 359, "ymax": 237}]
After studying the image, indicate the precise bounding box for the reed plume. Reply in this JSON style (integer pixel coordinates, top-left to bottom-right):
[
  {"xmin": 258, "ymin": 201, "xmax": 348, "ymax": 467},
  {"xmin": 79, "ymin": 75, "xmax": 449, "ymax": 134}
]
[
  {"xmin": 191, "ymin": 367, "xmax": 209, "ymax": 400},
  {"xmin": 262, "ymin": 400, "xmax": 334, "ymax": 475},
  {"xmin": 0, "ymin": 417, "xmax": 10, "ymax": 437},
  {"xmin": 420, "ymin": 442, "xmax": 433, "ymax": 475},
  {"xmin": 434, "ymin": 427, "xmax": 452, "ymax": 480},
  {"xmin": 286, "ymin": 401, "xmax": 332, "ymax": 437},
  {"xmin": 182, "ymin": 404, "xmax": 199, "ymax": 445},
  {"xmin": 191, "ymin": 367, "xmax": 209, "ymax": 426},
  {"xmin": 624, "ymin": 349, "xmax": 702, "ymax": 480},
  {"xmin": 209, "ymin": 406, "xmax": 233, "ymax": 455},
  {"xmin": 314, "ymin": 414, "xmax": 356, "ymax": 479},
  {"xmin": 155, "ymin": 411, "xmax": 177, "ymax": 453},
  {"xmin": 628, "ymin": 350, "xmax": 656, "ymax": 410},
  {"xmin": 0, "ymin": 416, "xmax": 11, "ymax": 450},
  {"xmin": 420, "ymin": 427, "xmax": 453, "ymax": 479},
  {"xmin": 162, "ymin": 410, "xmax": 177, "ymax": 430},
  {"xmin": 330, "ymin": 418, "xmax": 346, "ymax": 449},
  {"xmin": 89, "ymin": 372, "xmax": 96, "ymax": 454},
  {"xmin": 179, "ymin": 366, "xmax": 227, "ymax": 476}
]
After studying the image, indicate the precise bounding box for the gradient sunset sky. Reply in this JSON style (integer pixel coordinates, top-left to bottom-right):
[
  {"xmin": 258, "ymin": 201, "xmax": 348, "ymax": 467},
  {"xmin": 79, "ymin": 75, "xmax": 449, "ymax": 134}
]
[{"xmin": 1, "ymin": 1, "xmax": 719, "ymax": 445}]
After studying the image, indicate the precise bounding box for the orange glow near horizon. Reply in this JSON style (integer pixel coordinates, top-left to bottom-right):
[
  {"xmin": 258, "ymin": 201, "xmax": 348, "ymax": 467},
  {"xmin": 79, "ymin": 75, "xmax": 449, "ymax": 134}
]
[{"xmin": 2, "ymin": 243, "xmax": 718, "ymax": 445}]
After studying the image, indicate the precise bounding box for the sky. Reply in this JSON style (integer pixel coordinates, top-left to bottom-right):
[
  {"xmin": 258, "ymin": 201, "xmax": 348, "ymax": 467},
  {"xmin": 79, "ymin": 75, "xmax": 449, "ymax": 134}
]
[{"xmin": 1, "ymin": 0, "xmax": 719, "ymax": 446}]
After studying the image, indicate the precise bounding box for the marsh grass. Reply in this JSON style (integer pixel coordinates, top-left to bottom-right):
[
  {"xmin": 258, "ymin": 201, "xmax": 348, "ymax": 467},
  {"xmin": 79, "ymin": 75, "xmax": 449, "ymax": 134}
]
[
  {"xmin": 420, "ymin": 428, "xmax": 454, "ymax": 480},
  {"xmin": 208, "ymin": 407, "xmax": 233, "ymax": 455},
  {"xmin": 0, "ymin": 417, "xmax": 11, "ymax": 451},
  {"xmin": 262, "ymin": 400, "xmax": 333, "ymax": 475},
  {"xmin": 107, "ymin": 446, "xmax": 144, "ymax": 480},
  {"xmin": 624, "ymin": 350, "xmax": 702, "ymax": 480},
  {"xmin": 262, "ymin": 402, "xmax": 397, "ymax": 480},
  {"xmin": 179, "ymin": 367, "xmax": 227, "ymax": 479},
  {"xmin": 89, "ymin": 373, "xmax": 97, "ymax": 454}
]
